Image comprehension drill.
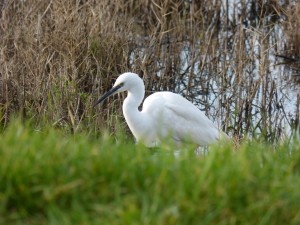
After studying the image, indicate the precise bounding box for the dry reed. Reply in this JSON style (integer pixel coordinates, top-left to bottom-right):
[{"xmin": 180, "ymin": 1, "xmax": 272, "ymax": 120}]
[{"xmin": 0, "ymin": 0, "xmax": 299, "ymax": 143}]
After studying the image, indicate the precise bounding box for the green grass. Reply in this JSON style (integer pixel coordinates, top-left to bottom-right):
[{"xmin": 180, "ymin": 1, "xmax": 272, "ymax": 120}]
[{"xmin": 0, "ymin": 121, "xmax": 300, "ymax": 225}]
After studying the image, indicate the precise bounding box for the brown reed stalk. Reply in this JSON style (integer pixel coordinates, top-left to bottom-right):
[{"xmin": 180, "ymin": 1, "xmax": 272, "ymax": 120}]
[{"xmin": 0, "ymin": 0, "xmax": 298, "ymax": 143}]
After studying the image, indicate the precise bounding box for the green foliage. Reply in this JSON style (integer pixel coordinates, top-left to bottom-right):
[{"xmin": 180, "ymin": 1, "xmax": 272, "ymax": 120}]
[{"xmin": 0, "ymin": 121, "xmax": 300, "ymax": 225}]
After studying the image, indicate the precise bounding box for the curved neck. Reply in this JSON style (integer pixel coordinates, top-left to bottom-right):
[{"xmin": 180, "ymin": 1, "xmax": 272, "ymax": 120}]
[
  {"xmin": 122, "ymin": 84, "xmax": 151, "ymax": 141},
  {"xmin": 125, "ymin": 84, "xmax": 144, "ymax": 108},
  {"xmin": 123, "ymin": 84, "xmax": 144, "ymax": 119}
]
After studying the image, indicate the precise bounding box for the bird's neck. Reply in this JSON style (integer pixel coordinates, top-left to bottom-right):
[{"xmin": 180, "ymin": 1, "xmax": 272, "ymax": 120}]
[
  {"xmin": 123, "ymin": 86, "xmax": 151, "ymax": 142},
  {"xmin": 123, "ymin": 86, "xmax": 144, "ymax": 119}
]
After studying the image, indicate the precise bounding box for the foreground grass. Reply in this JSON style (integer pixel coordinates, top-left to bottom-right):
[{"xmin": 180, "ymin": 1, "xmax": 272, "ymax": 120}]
[{"xmin": 0, "ymin": 122, "xmax": 300, "ymax": 225}]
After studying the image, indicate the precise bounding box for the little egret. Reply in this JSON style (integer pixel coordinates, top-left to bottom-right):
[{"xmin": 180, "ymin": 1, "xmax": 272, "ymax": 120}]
[{"xmin": 94, "ymin": 72, "xmax": 228, "ymax": 147}]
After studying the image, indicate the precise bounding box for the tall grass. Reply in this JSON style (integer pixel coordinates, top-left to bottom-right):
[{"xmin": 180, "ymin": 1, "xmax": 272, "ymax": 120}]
[
  {"xmin": 0, "ymin": 0, "xmax": 299, "ymax": 142},
  {"xmin": 280, "ymin": 1, "xmax": 300, "ymax": 85},
  {"xmin": 0, "ymin": 120, "xmax": 300, "ymax": 224}
]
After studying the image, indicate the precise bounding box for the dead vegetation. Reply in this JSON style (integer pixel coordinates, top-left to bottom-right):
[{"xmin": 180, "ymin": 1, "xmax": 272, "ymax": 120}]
[
  {"xmin": 0, "ymin": 0, "xmax": 299, "ymax": 143},
  {"xmin": 278, "ymin": 1, "xmax": 300, "ymax": 84}
]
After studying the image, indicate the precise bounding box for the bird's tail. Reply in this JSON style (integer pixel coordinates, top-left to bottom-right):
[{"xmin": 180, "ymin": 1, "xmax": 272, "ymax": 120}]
[{"xmin": 219, "ymin": 131, "xmax": 230, "ymax": 141}]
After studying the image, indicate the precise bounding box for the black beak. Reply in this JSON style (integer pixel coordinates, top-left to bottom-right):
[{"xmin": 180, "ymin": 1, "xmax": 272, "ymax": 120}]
[{"xmin": 93, "ymin": 84, "xmax": 123, "ymax": 107}]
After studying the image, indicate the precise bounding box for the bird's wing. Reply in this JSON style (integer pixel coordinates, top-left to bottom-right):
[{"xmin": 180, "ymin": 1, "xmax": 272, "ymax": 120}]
[
  {"xmin": 142, "ymin": 92, "xmax": 221, "ymax": 145},
  {"xmin": 164, "ymin": 101, "xmax": 219, "ymax": 145}
]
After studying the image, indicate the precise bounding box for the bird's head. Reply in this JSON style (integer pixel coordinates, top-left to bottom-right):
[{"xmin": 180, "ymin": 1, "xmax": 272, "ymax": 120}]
[
  {"xmin": 113, "ymin": 72, "xmax": 143, "ymax": 93},
  {"xmin": 93, "ymin": 72, "xmax": 143, "ymax": 107}
]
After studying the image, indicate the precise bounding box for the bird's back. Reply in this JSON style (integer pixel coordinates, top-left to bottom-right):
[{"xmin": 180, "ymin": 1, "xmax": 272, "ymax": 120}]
[{"xmin": 142, "ymin": 91, "xmax": 220, "ymax": 146}]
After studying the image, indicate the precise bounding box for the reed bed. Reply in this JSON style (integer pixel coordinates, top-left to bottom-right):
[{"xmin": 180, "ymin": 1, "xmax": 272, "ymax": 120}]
[{"xmin": 0, "ymin": 0, "xmax": 299, "ymax": 142}]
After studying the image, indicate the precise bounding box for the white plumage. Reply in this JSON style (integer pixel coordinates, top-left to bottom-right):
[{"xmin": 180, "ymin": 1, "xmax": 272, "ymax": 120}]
[{"xmin": 94, "ymin": 72, "xmax": 228, "ymax": 147}]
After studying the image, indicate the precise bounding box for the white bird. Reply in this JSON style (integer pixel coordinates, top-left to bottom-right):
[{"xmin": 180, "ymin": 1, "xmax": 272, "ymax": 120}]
[{"xmin": 94, "ymin": 72, "xmax": 228, "ymax": 147}]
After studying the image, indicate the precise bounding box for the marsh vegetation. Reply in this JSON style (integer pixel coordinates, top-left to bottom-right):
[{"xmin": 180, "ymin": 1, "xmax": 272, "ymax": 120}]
[
  {"xmin": 0, "ymin": 0, "xmax": 300, "ymax": 142},
  {"xmin": 0, "ymin": 121, "xmax": 300, "ymax": 224},
  {"xmin": 1, "ymin": 1, "xmax": 300, "ymax": 224}
]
